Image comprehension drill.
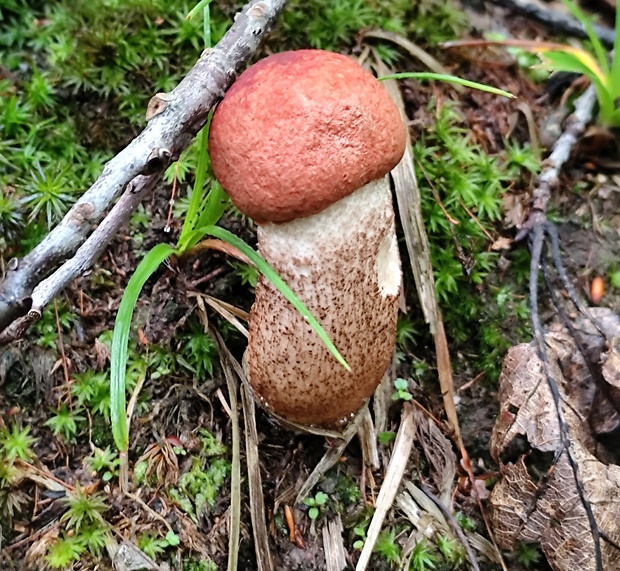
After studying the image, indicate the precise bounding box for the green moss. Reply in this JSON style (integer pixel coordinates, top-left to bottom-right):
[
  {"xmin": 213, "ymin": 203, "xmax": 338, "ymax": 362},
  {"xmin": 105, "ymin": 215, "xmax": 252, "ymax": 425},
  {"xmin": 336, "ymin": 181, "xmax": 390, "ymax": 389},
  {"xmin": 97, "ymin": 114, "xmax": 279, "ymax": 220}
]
[
  {"xmin": 0, "ymin": 0, "xmax": 223, "ymax": 252},
  {"xmin": 412, "ymin": 101, "xmax": 531, "ymax": 382},
  {"xmin": 274, "ymin": 0, "xmax": 465, "ymax": 52},
  {"xmin": 169, "ymin": 428, "xmax": 231, "ymax": 522}
]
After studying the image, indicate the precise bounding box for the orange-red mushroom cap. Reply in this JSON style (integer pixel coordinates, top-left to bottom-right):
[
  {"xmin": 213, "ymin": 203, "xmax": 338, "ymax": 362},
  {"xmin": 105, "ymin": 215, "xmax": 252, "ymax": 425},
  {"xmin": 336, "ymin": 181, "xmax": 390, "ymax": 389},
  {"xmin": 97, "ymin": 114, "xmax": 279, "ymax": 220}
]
[{"xmin": 209, "ymin": 49, "xmax": 407, "ymax": 223}]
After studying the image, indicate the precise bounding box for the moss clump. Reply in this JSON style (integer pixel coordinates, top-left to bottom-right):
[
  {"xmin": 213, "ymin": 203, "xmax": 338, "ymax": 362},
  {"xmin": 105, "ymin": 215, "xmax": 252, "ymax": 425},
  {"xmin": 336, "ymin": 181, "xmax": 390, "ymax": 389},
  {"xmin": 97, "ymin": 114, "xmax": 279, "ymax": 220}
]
[
  {"xmin": 409, "ymin": 102, "xmax": 531, "ymax": 382},
  {"xmin": 274, "ymin": 0, "xmax": 465, "ymax": 52}
]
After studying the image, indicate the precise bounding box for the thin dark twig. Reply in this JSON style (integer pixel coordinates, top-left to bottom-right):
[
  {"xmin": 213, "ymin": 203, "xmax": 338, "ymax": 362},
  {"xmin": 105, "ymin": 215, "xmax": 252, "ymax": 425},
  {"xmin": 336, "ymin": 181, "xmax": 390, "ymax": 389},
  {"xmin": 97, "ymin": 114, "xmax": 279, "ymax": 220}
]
[
  {"xmin": 542, "ymin": 252, "xmax": 620, "ymax": 548},
  {"xmin": 528, "ymin": 225, "xmax": 603, "ymax": 570},
  {"xmin": 601, "ymin": 530, "xmax": 620, "ymax": 553},
  {"xmin": 545, "ymin": 222, "xmax": 606, "ymax": 337},
  {"xmin": 541, "ymin": 258, "xmax": 599, "ymax": 423},
  {"xmin": 516, "ymin": 86, "xmax": 598, "ymax": 242},
  {"xmin": 542, "ymin": 254, "xmax": 606, "ymax": 396},
  {"xmin": 545, "ymin": 223, "xmax": 590, "ymax": 313},
  {"xmin": 489, "ymin": 0, "xmax": 615, "ymax": 48},
  {"xmin": 419, "ymin": 484, "xmax": 481, "ymax": 571}
]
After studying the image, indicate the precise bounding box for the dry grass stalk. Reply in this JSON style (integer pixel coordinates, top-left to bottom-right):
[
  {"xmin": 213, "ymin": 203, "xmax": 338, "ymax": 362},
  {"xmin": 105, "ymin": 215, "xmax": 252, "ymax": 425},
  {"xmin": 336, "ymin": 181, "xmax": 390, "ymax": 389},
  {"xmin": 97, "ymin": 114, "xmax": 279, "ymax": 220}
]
[
  {"xmin": 241, "ymin": 383, "xmax": 275, "ymax": 571},
  {"xmin": 358, "ymin": 407, "xmax": 380, "ymax": 471},
  {"xmin": 322, "ymin": 515, "xmax": 347, "ymax": 571},
  {"xmin": 212, "ymin": 331, "xmax": 241, "ymax": 571},
  {"xmin": 355, "ymin": 403, "xmax": 416, "ymax": 571},
  {"xmin": 373, "ymin": 54, "xmax": 463, "ymax": 450}
]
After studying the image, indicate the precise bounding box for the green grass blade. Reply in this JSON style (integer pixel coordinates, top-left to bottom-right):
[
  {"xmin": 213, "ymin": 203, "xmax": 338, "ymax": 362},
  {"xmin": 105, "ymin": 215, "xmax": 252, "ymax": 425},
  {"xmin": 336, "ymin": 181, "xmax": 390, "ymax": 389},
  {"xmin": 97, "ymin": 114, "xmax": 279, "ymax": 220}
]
[
  {"xmin": 541, "ymin": 50, "xmax": 603, "ymax": 80},
  {"xmin": 187, "ymin": 225, "xmax": 351, "ymax": 371},
  {"xmin": 539, "ymin": 51, "xmax": 612, "ymax": 121},
  {"xmin": 110, "ymin": 243, "xmax": 175, "ymax": 452},
  {"xmin": 560, "ymin": 0, "xmax": 609, "ymax": 75},
  {"xmin": 186, "ymin": 0, "xmax": 212, "ymax": 20},
  {"xmin": 610, "ymin": 106, "xmax": 620, "ymax": 127},
  {"xmin": 379, "ymin": 72, "xmax": 514, "ymax": 98},
  {"xmin": 203, "ymin": 1, "xmax": 211, "ymax": 49},
  {"xmin": 177, "ymin": 3, "xmax": 215, "ymax": 252},
  {"xmin": 177, "ymin": 121, "xmax": 213, "ymax": 252},
  {"xmin": 610, "ymin": 1, "xmax": 620, "ymax": 95},
  {"xmin": 194, "ymin": 182, "xmax": 229, "ymax": 239}
]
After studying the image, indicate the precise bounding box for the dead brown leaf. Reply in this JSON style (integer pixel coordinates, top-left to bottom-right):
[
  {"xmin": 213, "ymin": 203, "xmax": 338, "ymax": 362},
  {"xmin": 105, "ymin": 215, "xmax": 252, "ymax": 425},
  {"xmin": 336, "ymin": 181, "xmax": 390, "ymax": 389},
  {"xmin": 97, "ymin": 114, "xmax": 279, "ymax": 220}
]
[
  {"xmin": 490, "ymin": 309, "xmax": 620, "ymax": 570},
  {"xmin": 136, "ymin": 438, "xmax": 179, "ymax": 487}
]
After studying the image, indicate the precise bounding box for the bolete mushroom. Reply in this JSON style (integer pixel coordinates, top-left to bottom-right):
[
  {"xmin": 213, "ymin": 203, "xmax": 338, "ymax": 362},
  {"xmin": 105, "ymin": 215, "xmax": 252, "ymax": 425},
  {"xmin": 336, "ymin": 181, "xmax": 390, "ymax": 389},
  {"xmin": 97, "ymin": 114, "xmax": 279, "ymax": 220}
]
[{"xmin": 209, "ymin": 49, "xmax": 406, "ymax": 429}]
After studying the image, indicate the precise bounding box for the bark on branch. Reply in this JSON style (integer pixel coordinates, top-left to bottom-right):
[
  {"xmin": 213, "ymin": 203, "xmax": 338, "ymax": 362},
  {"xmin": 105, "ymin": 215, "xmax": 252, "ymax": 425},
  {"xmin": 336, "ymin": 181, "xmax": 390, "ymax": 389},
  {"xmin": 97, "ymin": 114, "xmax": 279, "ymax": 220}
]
[
  {"xmin": 490, "ymin": 0, "xmax": 615, "ymax": 48},
  {"xmin": 0, "ymin": 0, "xmax": 287, "ymax": 342}
]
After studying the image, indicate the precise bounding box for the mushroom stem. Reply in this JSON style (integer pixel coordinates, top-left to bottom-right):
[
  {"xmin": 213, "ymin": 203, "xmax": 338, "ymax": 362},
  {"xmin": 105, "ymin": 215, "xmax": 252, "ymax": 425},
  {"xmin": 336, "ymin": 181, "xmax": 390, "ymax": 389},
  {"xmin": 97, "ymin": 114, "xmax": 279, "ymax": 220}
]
[{"xmin": 247, "ymin": 176, "xmax": 401, "ymax": 428}]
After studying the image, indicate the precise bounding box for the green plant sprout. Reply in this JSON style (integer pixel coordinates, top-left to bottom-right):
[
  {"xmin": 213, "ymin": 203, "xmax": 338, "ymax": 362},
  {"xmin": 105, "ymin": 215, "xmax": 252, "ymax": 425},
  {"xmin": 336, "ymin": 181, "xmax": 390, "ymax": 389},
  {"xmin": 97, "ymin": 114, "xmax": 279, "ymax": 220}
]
[
  {"xmin": 409, "ymin": 539, "xmax": 437, "ymax": 571},
  {"xmin": 167, "ymin": 428, "xmax": 230, "ymax": 522},
  {"xmin": 378, "ymin": 430, "xmax": 397, "ymax": 444},
  {"xmin": 86, "ymin": 447, "xmax": 120, "ymax": 482},
  {"xmin": 374, "ymin": 528, "xmax": 401, "ymax": 565},
  {"xmin": 137, "ymin": 530, "xmax": 180, "ymax": 559},
  {"xmin": 183, "ymin": 559, "xmax": 217, "ymax": 571},
  {"xmin": 45, "ymin": 486, "xmax": 111, "ymax": 567},
  {"xmin": 303, "ymin": 491, "xmax": 329, "ymax": 520},
  {"xmin": 46, "ymin": 535, "xmax": 85, "ymax": 569},
  {"xmin": 0, "ymin": 424, "xmax": 37, "ymax": 461},
  {"xmin": 46, "ymin": 524, "xmax": 110, "ymax": 568},
  {"xmin": 45, "ymin": 404, "xmax": 85, "ymax": 441},
  {"xmin": 61, "ymin": 487, "xmax": 109, "ymax": 533},
  {"xmin": 436, "ymin": 534, "xmax": 465, "ymax": 565},
  {"xmin": 353, "ymin": 525, "xmax": 367, "ymax": 550},
  {"xmin": 514, "ymin": 542, "xmax": 543, "ymax": 568},
  {"xmin": 392, "ymin": 378, "xmax": 413, "ymax": 401},
  {"xmin": 454, "ymin": 511, "xmax": 477, "ymax": 532}
]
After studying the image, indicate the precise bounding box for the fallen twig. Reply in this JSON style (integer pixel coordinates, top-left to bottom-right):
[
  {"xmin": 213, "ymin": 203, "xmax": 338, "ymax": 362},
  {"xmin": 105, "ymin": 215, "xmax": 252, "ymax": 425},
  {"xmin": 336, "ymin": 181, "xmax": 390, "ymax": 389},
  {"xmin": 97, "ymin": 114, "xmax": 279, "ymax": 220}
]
[
  {"xmin": 506, "ymin": 79, "xmax": 603, "ymax": 569},
  {"xmin": 489, "ymin": 0, "xmax": 615, "ymax": 48},
  {"xmin": 528, "ymin": 223, "xmax": 603, "ymax": 570},
  {"xmin": 516, "ymin": 85, "xmax": 598, "ymax": 240},
  {"xmin": 0, "ymin": 0, "xmax": 287, "ymax": 340},
  {"xmin": 355, "ymin": 403, "xmax": 415, "ymax": 571},
  {"xmin": 420, "ymin": 485, "xmax": 481, "ymax": 571},
  {"xmin": 0, "ymin": 173, "xmax": 159, "ymax": 345}
]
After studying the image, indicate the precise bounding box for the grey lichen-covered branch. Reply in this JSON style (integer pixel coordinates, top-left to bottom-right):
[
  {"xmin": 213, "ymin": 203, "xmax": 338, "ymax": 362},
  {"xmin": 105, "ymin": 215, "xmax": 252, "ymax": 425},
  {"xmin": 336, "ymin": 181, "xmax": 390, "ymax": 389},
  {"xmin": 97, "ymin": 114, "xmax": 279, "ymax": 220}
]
[
  {"xmin": 515, "ymin": 85, "xmax": 598, "ymax": 240},
  {"xmin": 0, "ymin": 0, "xmax": 287, "ymax": 342},
  {"xmin": 0, "ymin": 175, "xmax": 159, "ymax": 344}
]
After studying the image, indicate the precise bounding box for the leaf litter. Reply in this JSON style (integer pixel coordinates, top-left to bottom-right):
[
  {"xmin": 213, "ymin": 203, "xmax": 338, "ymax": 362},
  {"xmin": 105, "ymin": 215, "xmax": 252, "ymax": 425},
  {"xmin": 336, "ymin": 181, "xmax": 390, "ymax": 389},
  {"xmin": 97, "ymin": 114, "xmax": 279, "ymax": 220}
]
[{"xmin": 490, "ymin": 308, "xmax": 620, "ymax": 569}]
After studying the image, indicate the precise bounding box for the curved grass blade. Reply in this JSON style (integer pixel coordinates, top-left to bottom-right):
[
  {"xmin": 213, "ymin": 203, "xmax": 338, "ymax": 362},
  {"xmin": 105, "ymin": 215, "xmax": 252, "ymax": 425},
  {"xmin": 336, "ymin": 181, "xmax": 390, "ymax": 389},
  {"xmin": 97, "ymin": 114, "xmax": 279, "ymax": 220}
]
[
  {"xmin": 187, "ymin": 225, "xmax": 351, "ymax": 372},
  {"xmin": 612, "ymin": 0, "xmax": 620, "ymax": 96},
  {"xmin": 110, "ymin": 243, "xmax": 175, "ymax": 452},
  {"xmin": 186, "ymin": 0, "xmax": 212, "ymax": 21},
  {"xmin": 192, "ymin": 182, "xmax": 229, "ymax": 248},
  {"xmin": 560, "ymin": 0, "xmax": 609, "ymax": 74},
  {"xmin": 379, "ymin": 72, "xmax": 514, "ymax": 98},
  {"xmin": 177, "ymin": 120, "xmax": 213, "ymax": 252}
]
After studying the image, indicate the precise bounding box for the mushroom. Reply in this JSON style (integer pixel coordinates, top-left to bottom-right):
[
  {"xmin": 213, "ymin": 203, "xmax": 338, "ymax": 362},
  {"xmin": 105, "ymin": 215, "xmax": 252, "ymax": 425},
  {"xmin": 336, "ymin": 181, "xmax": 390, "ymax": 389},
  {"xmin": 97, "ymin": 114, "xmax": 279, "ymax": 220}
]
[{"xmin": 209, "ymin": 49, "xmax": 406, "ymax": 429}]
